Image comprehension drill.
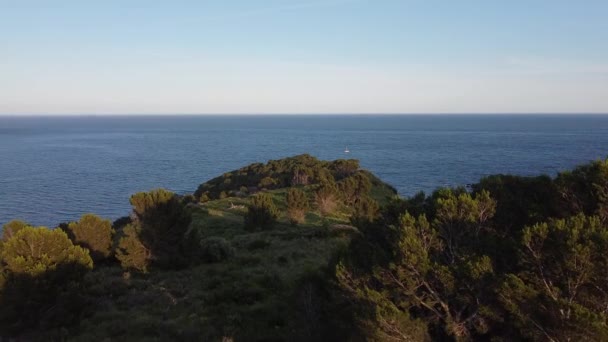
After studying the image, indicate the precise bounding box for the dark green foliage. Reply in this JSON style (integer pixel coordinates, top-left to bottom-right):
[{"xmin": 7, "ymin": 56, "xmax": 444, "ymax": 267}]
[
  {"xmin": 247, "ymin": 238, "xmax": 271, "ymax": 251},
  {"xmin": 291, "ymin": 166, "xmax": 312, "ymax": 186},
  {"xmin": 0, "ymin": 227, "xmax": 93, "ymax": 336},
  {"xmin": 286, "ymin": 188, "xmax": 309, "ymax": 225},
  {"xmin": 112, "ymin": 216, "xmax": 132, "ymax": 230},
  {"xmin": 199, "ymin": 237, "xmax": 235, "ymax": 262},
  {"xmin": 472, "ymin": 174, "xmax": 561, "ymax": 273},
  {"xmin": 473, "ymin": 174, "xmax": 560, "ymax": 233},
  {"xmin": 286, "ymin": 188, "xmax": 309, "ymax": 211},
  {"xmin": 244, "ymin": 193, "xmax": 279, "ymax": 231},
  {"xmin": 556, "ymin": 158, "xmax": 608, "ymax": 220},
  {"xmin": 194, "ymin": 154, "xmax": 360, "ymax": 201},
  {"xmin": 258, "ymin": 176, "xmax": 278, "ymax": 189},
  {"xmin": 339, "ymin": 190, "xmax": 498, "ymax": 339},
  {"xmin": 380, "ymin": 191, "xmax": 428, "ymax": 224},
  {"xmin": 66, "ymin": 213, "xmax": 114, "ymax": 262},
  {"xmin": 349, "ymin": 196, "xmax": 379, "ymax": 228},
  {"xmin": 332, "ymin": 261, "xmax": 431, "ymax": 341},
  {"xmin": 181, "ymin": 194, "xmax": 196, "ymax": 204},
  {"xmin": 498, "ymin": 214, "xmax": 608, "ymax": 340},
  {"xmin": 338, "ymin": 171, "xmax": 372, "ymax": 206},
  {"xmin": 315, "ymin": 181, "xmax": 339, "ymax": 216},
  {"xmin": 331, "ymin": 158, "xmax": 608, "ymax": 341},
  {"xmin": 1, "ymin": 219, "xmax": 28, "ymax": 241},
  {"xmin": 128, "ymin": 189, "xmax": 193, "ymax": 269},
  {"xmin": 331, "ymin": 159, "xmax": 360, "ymax": 179}
]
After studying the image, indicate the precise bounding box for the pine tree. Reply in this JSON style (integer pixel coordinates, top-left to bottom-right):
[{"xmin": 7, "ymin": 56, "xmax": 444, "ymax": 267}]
[
  {"xmin": 66, "ymin": 213, "xmax": 114, "ymax": 262},
  {"xmin": 128, "ymin": 189, "xmax": 192, "ymax": 269},
  {"xmin": 0, "ymin": 227, "xmax": 93, "ymax": 334}
]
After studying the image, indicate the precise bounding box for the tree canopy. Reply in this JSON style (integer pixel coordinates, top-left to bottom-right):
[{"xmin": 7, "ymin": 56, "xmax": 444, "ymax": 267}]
[
  {"xmin": 330, "ymin": 159, "xmax": 608, "ymax": 341},
  {"xmin": 66, "ymin": 213, "xmax": 114, "ymax": 262},
  {"xmin": 0, "ymin": 227, "xmax": 93, "ymax": 335}
]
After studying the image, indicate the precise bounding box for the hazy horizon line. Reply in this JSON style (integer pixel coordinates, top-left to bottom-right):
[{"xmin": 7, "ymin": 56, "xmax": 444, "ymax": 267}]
[{"xmin": 2, "ymin": 112, "xmax": 608, "ymax": 117}]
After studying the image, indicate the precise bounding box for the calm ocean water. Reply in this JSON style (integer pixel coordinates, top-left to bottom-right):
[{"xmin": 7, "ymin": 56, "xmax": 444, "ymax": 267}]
[{"xmin": 1, "ymin": 115, "xmax": 608, "ymax": 227}]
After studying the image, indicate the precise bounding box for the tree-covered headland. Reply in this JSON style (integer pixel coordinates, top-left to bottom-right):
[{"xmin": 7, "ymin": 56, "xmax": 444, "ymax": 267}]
[{"xmin": 1, "ymin": 154, "xmax": 607, "ymax": 341}]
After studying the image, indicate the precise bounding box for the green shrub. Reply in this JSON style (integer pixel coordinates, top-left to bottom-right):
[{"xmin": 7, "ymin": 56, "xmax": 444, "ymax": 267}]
[
  {"xmin": 1, "ymin": 226, "xmax": 93, "ymax": 275},
  {"xmin": 350, "ymin": 196, "xmax": 380, "ymax": 227},
  {"xmin": 115, "ymin": 224, "xmax": 150, "ymax": 272},
  {"xmin": 331, "ymin": 159, "xmax": 359, "ymax": 179},
  {"xmin": 244, "ymin": 193, "xmax": 279, "ymax": 231},
  {"xmin": 315, "ymin": 183, "xmax": 338, "ymax": 216},
  {"xmin": 328, "ymin": 224, "xmax": 360, "ymax": 237},
  {"xmin": 246, "ymin": 239, "xmax": 271, "ymax": 251},
  {"xmin": 338, "ymin": 172, "xmax": 372, "ymax": 205},
  {"xmin": 286, "ymin": 188, "xmax": 309, "ymax": 226},
  {"xmin": 181, "ymin": 194, "xmax": 196, "ymax": 204},
  {"xmin": 130, "ymin": 188, "xmax": 176, "ymax": 217},
  {"xmin": 291, "ymin": 167, "xmax": 312, "ymax": 185},
  {"xmin": 66, "ymin": 213, "xmax": 114, "ymax": 262},
  {"xmin": 199, "ymin": 237, "xmax": 235, "ymax": 263},
  {"xmin": 199, "ymin": 193, "xmax": 211, "ymax": 203},
  {"xmin": 258, "ymin": 176, "xmax": 279, "ymax": 189}
]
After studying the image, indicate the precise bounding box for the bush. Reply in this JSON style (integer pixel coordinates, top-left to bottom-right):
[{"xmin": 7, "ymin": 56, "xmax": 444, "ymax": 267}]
[
  {"xmin": 258, "ymin": 177, "xmax": 277, "ymax": 189},
  {"xmin": 332, "ymin": 159, "xmax": 359, "ymax": 179},
  {"xmin": 199, "ymin": 193, "xmax": 211, "ymax": 203},
  {"xmin": 338, "ymin": 172, "xmax": 372, "ymax": 205},
  {"xmin": 66, "ymin": 213, "xmax": 114, "ymax": 262},
  {"xmin": 246, "ymin": 239, "xmax": 271, "ymax": 251},
  {"xmin": 315, "ymin": 183, "xmax": 338, "ymax": 216},
  {"xmin": 115, "ymin": 224, "xmax": 150, "ymax": 272},
  {"xmin": 244, "ymin": 193, "xmax": 279, "ymax": 231},
  {"xmin": 1, "ymin": 227, "xmax": 93, "ymax": 275},
  {"xmin": 182, "ymin": 194, "xmax": 196, "ymax": 204},
  {"xmin": 286, "ymin": 188, "xmax": 309, "ymax": 226},
  {"xmin": 350, "ymin": 196, "xmax": 379, "ymax": 227},
  {"xmin": 199, "ymin": 237, "xmax": 235, "ymax": 263},
  {"xmin": 291, "ymin": 167, "xmax": 312, "ymax": 186}
]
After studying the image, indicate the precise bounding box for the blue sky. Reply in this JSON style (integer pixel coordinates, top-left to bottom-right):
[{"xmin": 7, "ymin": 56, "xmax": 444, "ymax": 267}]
[{"xmin": 1, "ymin": 0, "xmax": 607, "ymax": 114}]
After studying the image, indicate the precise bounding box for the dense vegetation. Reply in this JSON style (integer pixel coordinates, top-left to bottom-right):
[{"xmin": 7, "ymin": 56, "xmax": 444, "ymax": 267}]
[
  {"xmin": 0, "ymin": 154, "xmax": 607, "ymax": 341},
  {"xmin": 194, "ymin": 154, "xmax": 368, "ymax": 201}
]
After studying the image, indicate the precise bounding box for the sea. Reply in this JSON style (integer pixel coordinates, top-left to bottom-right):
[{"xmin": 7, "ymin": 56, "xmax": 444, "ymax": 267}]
[{"xmin": 1, "ymin": 114, "xmax": 607, "ymax": 227}]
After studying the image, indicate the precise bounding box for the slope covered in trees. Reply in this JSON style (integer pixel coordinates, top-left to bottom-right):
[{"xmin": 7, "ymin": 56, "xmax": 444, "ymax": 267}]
[{"xmin": 0, "ymin": 155, "xmax": 607, "ymax": 341}]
